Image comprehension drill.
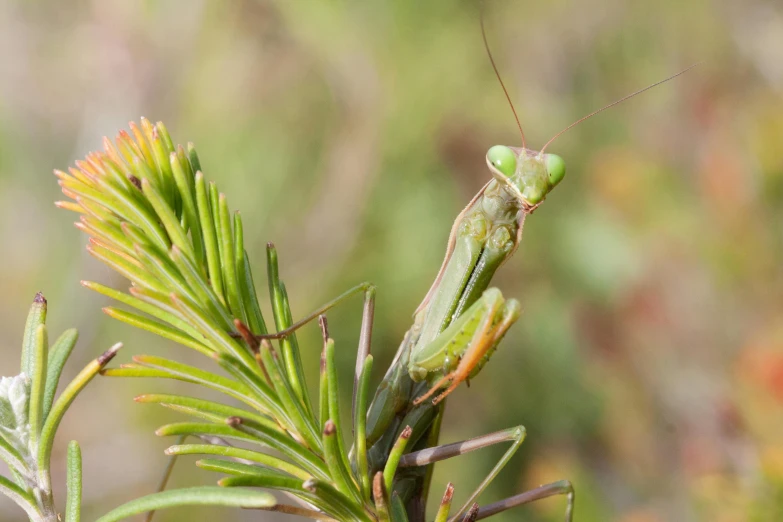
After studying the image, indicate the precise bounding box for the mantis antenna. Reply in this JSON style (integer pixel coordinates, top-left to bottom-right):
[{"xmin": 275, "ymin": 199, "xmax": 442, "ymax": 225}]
[
  {"xmin": 481, "ymin": 8, "xmax": 526, "ymax": 149},
  {"xmin": 481, "ymin": 3, "xmax": 697, "ymax": 154},
  {"xmin": 540, "ymin": 62, "xmax": 701, "ymax": 153}
]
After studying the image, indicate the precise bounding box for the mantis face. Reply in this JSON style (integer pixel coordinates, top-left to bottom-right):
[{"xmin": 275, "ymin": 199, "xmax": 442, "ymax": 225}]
[{"xmin": 486, "ymin": 146, "xmax": 565, "ymax": 207}]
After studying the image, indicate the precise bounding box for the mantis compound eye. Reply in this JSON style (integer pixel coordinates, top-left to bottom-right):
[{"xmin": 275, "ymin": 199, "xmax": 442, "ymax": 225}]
[
  {"xmin": 545, "ymin": 153, "xmax": 566, "ymax": 188},
  {"xmin": 487, "ymin": 145, "xmax": 517, "ymax": 177}
]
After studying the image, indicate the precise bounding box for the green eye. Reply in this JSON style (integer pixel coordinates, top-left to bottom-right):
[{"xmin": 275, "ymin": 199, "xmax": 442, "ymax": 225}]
[
  {"xmin": 487, "ymin": 146, "xmax": 517, "ymax": 177},
  {"xmin": 545, "ymin": 153, "xmax": 565, "ymax": 187}
]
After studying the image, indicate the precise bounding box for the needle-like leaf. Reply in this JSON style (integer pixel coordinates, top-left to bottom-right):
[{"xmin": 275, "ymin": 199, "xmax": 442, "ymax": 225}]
[
  {"xmin": 354, "ymin": 355, "xmax": 373, "ymax": 501},
  {"xmin": 38, "ymin": 344, "xmax": 121, "ymax": 481},
  {"xmin": 21, "ymin": 293, "xmax": 47, "ymax": 376},
  {"xmin": 95, "ymin": 486, "xmax": 276, "ymax": 522},
  {"xmin": 167, "ymin": 443, "xmax": 310, "ymax": 480},
  {"xmin": 28, "ymin": 325, "xmax": 47, "ymax": 452},
  {"xmin": 65, "ymin": 441, "xmax": 81, "ymax": 522},
  {"xmin": 42, "ymin": 329, "xmax": 78, "ymax": 420}
]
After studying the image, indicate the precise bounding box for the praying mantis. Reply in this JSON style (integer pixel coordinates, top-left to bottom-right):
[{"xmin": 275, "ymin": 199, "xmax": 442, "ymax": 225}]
[{"xmin": 252, "ymin": 15, "xmax": 696, "ymax": 522}]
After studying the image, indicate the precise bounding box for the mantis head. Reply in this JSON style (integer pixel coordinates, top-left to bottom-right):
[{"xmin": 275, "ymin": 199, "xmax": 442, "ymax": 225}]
[{"xmin": 485, "ymin": 146, "xmax": 565, "ymax": 207}]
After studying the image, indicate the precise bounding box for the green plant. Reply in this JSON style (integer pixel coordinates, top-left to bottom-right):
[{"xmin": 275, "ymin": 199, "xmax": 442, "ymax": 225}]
[
  {"xmin": 0, "ymin": 115, "xmax": 575, "ymax": 521},
  {"xmin": 54, "ymin": 119, "xmax": 394, "ymax": 520},
  {"xmin": 0, "ymin": 293, "xmax": 120, "ymax": 522}
]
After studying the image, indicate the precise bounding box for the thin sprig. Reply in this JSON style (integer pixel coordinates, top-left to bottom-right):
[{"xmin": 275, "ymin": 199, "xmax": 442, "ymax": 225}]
[
  {"xmin": 55, "ymin": 119, "xmax": 382, "ymax": 520},
  {"xmin": 0, "ymin": 294, "xmax": 120, "ymax": 522}
]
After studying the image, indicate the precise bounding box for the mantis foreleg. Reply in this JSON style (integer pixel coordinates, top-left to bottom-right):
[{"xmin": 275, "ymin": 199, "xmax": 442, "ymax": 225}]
[{"xmin": 409, "ymin": 289, "xmax": 521, "ymax": 407}]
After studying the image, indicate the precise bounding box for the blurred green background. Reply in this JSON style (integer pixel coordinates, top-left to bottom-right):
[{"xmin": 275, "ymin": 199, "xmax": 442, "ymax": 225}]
[{"xmin": 2, "ymin": 0, "xmax": 783, "ymax": 520}]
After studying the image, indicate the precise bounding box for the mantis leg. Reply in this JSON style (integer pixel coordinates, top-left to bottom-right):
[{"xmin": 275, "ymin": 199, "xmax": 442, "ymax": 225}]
[
  {"xmin": 254, "ymin": 282, "xmax": 375, "ymax": 341},
  {"xmin": 247, "ymin": 281, "xmax": 376, "ymax": 419},
  {"xmin": 475, "ymin": 480, "xmax": 574, "ymax": 521},
  {"xmin": 397, "ymin": 426, "xmax": 574, "ymax": 522},
  {"xmin": 399, "ymin": 427, "xmax": 524, "ymax": 521}
]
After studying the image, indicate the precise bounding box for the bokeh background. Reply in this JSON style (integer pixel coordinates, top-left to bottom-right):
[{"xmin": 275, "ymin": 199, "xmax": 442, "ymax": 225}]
[{"xmin": 1, "ymin": 0, "xmax": 782, "ymax": 520}]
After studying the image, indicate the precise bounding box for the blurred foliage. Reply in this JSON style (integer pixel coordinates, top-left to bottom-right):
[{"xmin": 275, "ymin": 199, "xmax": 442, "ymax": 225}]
[{"xmin": 0, "ymin": 0, "xmax": 782, "ymax": 521}]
